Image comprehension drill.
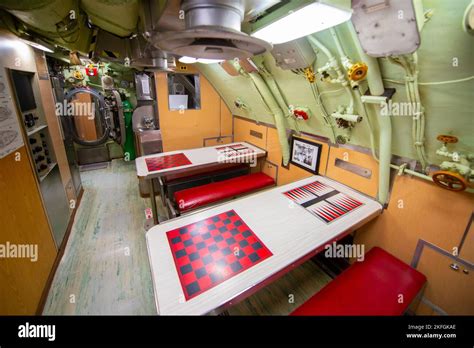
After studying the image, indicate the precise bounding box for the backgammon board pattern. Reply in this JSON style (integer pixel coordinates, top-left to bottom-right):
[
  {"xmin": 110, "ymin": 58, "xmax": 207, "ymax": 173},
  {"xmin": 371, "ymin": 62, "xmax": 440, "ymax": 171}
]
[
  {"xmin": 283, "ymin": 180, "xmax": 364, "ymax": 224},
  {"xmin": 215, "ymin": 143, "xmax": 256, "ymax": 158}
]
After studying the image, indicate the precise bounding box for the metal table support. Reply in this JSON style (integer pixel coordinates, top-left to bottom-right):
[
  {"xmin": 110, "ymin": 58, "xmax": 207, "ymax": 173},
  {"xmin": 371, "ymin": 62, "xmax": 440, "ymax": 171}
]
[{"xmin": 149, "ymin": 178, "xmax": 159, "ymax": 225}]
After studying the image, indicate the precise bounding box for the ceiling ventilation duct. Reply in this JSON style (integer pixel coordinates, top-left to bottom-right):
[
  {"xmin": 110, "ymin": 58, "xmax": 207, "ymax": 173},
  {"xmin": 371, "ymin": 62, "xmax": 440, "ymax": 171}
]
[
  {"xmin": 152, "ymin": 0, "xmax": 272, "ymax": 60},
  {"xmin": 129, "ymin": 35, "xmax": 169, "ymax": 70}
]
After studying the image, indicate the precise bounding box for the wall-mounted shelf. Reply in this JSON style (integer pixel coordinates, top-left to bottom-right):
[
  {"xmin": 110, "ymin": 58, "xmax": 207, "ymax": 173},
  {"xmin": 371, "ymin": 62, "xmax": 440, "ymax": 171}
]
[
  {"xmin": 39, "ymin": 162, "xmax": 58, "ymax": 182},
  {"xmin": 27, "ymin": 124, "xmax": 48, "ymax": 136}
]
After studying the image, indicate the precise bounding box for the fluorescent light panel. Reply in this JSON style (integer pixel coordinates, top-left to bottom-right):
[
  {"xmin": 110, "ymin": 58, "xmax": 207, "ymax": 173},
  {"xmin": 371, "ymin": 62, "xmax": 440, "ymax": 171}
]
[
  {"xmin": 19, "ymin": 38, "xmax": 54, "ymax": 53},
  {"xmin": 178, "ymin": 56, "xmax": 198, "ymax": 64},
  {"xmin": 251, "ymin": 2, "xmax": 352, "ymax": 44},
  {"xmin": 197, "ymin": 58, "xmax": 225, "ymax": 64},
  {"xmin": 178, "ymin": 56, "xmax": 224, "ymax": 64}
]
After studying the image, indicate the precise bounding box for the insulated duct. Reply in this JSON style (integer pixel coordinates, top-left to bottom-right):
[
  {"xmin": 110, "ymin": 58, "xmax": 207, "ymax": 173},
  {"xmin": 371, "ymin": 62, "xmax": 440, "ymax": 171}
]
[
  {"xmin": 129, "ymin": 34, "xmax": 169, "ymax": 70},
  {"xmin": 152, "ymin": 0, "xmax": 272, "ymax": 60},
  {"xmin": 246, "ymin": 72, "xmax": 290, "ymax": 165},
  {"xmin": 348, "ymin": 22, "xmax": 391, "ymax": 205}
]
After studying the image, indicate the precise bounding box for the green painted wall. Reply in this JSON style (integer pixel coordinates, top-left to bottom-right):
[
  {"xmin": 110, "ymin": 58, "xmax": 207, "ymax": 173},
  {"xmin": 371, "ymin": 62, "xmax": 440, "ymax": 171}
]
[{"xmin": 199, "ymin": 0, "xmax": 473, "ymax": 166}]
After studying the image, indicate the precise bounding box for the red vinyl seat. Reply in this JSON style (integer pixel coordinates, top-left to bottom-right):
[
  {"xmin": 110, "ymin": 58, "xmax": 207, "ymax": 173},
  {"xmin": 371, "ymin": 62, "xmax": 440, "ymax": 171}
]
[
  {"xmin": 174, "ymin": 172, "xmax": 275, "ymax": 212},
  {"xmin": 291, "ymin": 247, "xmax": 427, "ymax": 316}
]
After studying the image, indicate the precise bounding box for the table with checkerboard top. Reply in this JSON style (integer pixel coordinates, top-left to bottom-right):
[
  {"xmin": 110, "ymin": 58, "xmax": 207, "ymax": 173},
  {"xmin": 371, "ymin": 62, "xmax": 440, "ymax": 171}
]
[
  {"xmin": 135, "ymin": 142, "xmax": 267, "ymax": 225},
  {"xmin": 146, "ymin": 175, "xmax": 383, "ymax": 315}
]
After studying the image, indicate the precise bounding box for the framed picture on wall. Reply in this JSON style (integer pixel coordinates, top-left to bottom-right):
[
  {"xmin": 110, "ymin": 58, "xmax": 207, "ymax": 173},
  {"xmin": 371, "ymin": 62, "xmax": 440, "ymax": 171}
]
[{"xmin": 290, "ymin": 137, "xmax": 322, "ymax": 174}]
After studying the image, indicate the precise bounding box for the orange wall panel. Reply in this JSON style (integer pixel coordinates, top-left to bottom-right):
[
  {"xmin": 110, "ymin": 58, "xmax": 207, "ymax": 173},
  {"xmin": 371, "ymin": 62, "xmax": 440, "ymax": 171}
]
[
  {"xmin": 155, "ymin": 69, "xmax": 233, "ymax": 152},
  {"xmin": 37, "ymin": 78, "xmax": 76, "ymax": 204},
  {"xmin": 233, "ymin": 117, "xmax": 474, "ymax": 314},
  {"xmin": 0, "ymin": 147, "xmax": 57, "ymax": 314},
  {"xmin": 355, "ymin": 175, "xmax": 474, "ymax": 314},
  {"xmin": 233, "ymin": 117, "xmax": 267, "ymax": 150},
  {"xmin": 233, "ymin": 117, "xmax": 330, "ymax": 186},
  {"xmin": 325, "ymin": 146, "xmax": 379, "ymax": 197},
  {"xmin": 267, "ymin": 128, "xmax": 329, "ymax": 186}
]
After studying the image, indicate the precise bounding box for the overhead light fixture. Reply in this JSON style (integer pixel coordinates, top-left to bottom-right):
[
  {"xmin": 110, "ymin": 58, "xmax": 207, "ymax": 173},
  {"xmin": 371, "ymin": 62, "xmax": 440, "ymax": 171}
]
[
  {"xmin": 19, "ymin": 37, "xmax": 54, "ymax": 53},
  {"xmin": 251, "ymin": 2, "xmax": 352, "ymax": 44},
  {"xmin": 178, "ymin": 56, "xmax": 224, "ymax": 64},
  {"xmin": 178, "ymin": 56, "xmax": 197, "ymax": 64},
  {"xmin": 153, "ymin": 0, "xmax": 271, "ymax": 60},
  {"xmin": 197, "ymin": 58, "xmax": 225, "ymax": 65}
]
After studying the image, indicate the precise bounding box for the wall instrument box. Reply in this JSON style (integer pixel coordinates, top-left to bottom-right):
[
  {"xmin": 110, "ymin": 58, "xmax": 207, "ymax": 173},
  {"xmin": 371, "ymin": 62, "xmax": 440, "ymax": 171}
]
[{"xmin": 271, "ymin": 37, "xmax": 316, "ymax": 70}]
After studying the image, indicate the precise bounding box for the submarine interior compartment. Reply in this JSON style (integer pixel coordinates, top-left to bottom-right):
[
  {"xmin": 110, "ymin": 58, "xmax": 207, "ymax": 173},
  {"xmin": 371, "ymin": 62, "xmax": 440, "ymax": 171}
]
[{"xmin": 0, "ymin": 0, "xmax": 472, "ymax": 318}]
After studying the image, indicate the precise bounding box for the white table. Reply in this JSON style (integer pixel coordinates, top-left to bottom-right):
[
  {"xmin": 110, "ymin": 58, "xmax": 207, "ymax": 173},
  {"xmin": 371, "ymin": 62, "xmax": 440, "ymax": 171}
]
[
  {"xmin": 146, "ymin": 175, "xmax": 383, "ymax": 315},
  {"xmin": 135, "ymin": 142, "xmax": 267, "ymax": 224}
]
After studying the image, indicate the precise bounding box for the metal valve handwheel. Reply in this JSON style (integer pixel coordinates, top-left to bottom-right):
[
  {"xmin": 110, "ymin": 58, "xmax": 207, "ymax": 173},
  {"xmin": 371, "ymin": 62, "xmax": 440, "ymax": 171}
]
[
  {"xmin": 431, "ymin": 170, "xmax": 467, "ymax": 191},
  {"xmin": 347, "ymin": 62, "xmax": 368, "ymax": 81},
  {"xmin": 437, "ymin": 135, "xmax": 458, "ymax": 144}
]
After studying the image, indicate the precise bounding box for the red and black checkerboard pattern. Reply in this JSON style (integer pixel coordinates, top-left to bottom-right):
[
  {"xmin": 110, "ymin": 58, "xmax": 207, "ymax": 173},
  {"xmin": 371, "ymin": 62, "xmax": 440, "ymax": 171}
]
[
  {"xmin": 215, "ymin": 143, "xmax": 255, "ymax": 158},
  {"xmin": 283, "ymin": 180, "xmax": 364, "ymax": 224},
  {"xmin": 145, "ymin": 153, "xmax": 192, "ymax": 172},
  {"xmin": 166, "ymin": 210, "xmax": 273, "ymax": 300}
]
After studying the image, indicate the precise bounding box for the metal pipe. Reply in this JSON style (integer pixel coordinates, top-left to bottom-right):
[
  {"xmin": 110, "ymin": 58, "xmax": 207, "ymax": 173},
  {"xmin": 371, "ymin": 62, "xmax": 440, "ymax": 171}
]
[
  {"xmin": 308, "ymin": 35, "xmax": 346, "ymax": 86},
  {"xmin": 306, "ymin": 35, "xmax": 344, "ymax": 142},
  {"xmin": 354, "ymin": 87, "xmax": 378, "ymax": 161},
  {"xmin": 330, "ymin": 112, "xmax": 361, "ymax": 123},
  {"xmin": 413, "ymin": 0, "xmax": 425, "ymax": 31},
  {"xmin": 347, "ymin": 23, "xmax": 384, "ymax": 95},
  {"xmin": 347, "ymin": 22, "xmax": 390, "ymax": 204},
  {"xmin": 308, "ymin": 35, "xmax": 334, "ymax": 61},
  {"xmin": 330, "ymin": 27, "xmax": 346, "ymax": 58},
  {"xmin": 309, "ymin": 80, "xmax": 337, "ymax": 143},
  {"xmin": 378, "ymin": 114, "xmax": 392, "ymax": 204},
  {"xmin": 247, "ymin": 72, "xmax": 291, "ymax": 165},
  {"xmin": 328, "ymin": 27, "xmax": 358, "ymax": 114},
  {"xmin": 390, "ymin": 164, "xmax": 432, "ymax": 181},
  {"xmin": 260, "ymin": 70, "xmax": 300, "ymax": 130}
]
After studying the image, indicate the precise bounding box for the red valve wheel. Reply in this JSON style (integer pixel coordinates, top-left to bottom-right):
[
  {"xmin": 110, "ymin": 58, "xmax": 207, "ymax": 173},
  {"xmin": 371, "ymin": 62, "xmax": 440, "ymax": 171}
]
[
  {"xmin": 431, "ymin": 171, "xmax": 467, "ymax": 192},
  {"xmin": 436, "ymin": 135, "xmax": 458, "ymax": 144}
]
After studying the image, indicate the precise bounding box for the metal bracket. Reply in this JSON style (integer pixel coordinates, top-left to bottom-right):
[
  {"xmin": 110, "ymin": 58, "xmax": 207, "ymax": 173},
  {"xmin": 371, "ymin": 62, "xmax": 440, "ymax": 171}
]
[
  {"xmin": 335, "ymin": 158, "xmax": 372, "ymax": 179},
  {"xmin": 411, "ymin": 238, "xmax": 473, "ymax": 315},
  {"xmin": 166, "ymin": 197, "xmax": 178, "ymax": 219},
  {"xmin": 361, "ymin": 88, "xmax": 396, "ymax": 104},
  {"xmin": 263, "ymin": 159, "xmax": 279, "ymax": 185},
  {"xmin": 411, "ymin": 239, "xmax": 474, "ymax": 270},
  {"xmin": 458, "ymin": 212, "xmax": 474, "ymax": 256},
  {"xmin": 202, "ymin": 135, "xmax": 233, "ymax": 147}
]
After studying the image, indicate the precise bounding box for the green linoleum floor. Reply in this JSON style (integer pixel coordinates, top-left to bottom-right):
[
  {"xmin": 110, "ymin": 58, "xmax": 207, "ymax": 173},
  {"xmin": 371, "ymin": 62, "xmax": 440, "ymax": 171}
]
[
  {"xmin": 43, "ymin": 159, "xmax": 157, "ymax": 315},
  {"xmin": 43, "ymin": 159, "xmax": 331, "ymax": 315}
]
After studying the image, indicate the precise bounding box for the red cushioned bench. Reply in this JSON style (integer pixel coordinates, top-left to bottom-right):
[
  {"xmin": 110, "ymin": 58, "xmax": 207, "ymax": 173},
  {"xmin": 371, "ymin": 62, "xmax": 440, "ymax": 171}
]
[
  {"xmin": 172, "ymin": 172, "xmax": 275, "ymax": 214},
  {"xmin": 291, "ymin": 247, "xmax": 427, "ymax": 316}
]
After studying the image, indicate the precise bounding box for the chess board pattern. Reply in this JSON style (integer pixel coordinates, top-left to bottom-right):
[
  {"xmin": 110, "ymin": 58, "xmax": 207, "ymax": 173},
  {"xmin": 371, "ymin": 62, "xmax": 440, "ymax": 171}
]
[
  {"xmin": 145, "ymin": 153, "xmax": 192, "ymax": 172},
  {"xmin": 216, "ymin": 143, "xmax": 256, "ymax": 158},
  {"xmin": 166, "ymin": 210, "xmax": 273, "ymax": 300},
  {"xmin": 283, "ymin": 180, "xmax": 364, "ymax": 224}
]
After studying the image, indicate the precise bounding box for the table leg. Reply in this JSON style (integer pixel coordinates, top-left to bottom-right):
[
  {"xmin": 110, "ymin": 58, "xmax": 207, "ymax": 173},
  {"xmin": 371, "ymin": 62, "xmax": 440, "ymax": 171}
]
[
  {"xmin": 158, "ymin": 177, "xmax": 170, "ymax": 220},
  {"xmin": 149, "ymin": 178, "xmax": 159, "ymax": 225}
]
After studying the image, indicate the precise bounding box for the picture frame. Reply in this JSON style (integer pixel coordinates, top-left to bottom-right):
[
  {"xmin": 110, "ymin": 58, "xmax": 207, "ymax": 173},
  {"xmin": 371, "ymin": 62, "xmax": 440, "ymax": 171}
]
[{"xmin": 289, "ymin": 136, "xmax": 322, "ymax": 174}]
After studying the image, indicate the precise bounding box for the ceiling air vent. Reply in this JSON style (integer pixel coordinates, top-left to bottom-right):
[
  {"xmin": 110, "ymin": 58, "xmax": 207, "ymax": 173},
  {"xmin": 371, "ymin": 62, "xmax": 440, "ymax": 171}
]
[
  {"xmin": 129, "ymin": 35, "xmax": 170, "ymax": 70},
  {"xmin": 152, "ymin": 0, "xmax": 271, "ymax": 60}
]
